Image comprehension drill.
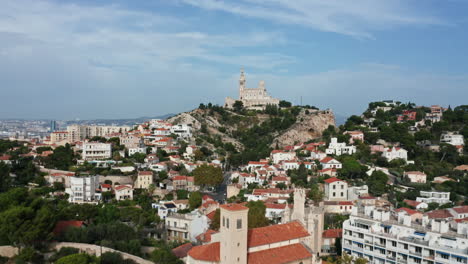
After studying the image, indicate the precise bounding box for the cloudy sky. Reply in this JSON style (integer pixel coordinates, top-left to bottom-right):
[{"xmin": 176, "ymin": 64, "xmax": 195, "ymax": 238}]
[{"xmin": 1, "ymin": 0, "xmax": 467, "ymax": 120}]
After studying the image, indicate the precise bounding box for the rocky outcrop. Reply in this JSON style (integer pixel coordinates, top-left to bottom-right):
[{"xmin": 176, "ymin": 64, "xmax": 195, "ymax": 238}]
[{"xmin": 273, "ymin": 109, "xmax": 335, "ymax": 147}]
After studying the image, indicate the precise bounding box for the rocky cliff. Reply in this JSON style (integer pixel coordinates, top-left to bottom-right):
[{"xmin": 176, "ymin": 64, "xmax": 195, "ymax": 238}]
[{"xmin": 272, "ymin": 109, "xmax": 335, "ymax": 147}]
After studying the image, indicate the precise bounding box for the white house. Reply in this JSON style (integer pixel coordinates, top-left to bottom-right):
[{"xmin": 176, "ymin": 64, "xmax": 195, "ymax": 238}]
[
  {"xmin": 326, "ymin": 138, "xmax": 356, "ymax": 156},
  {"xmin": 128, "ymin": 147, "xmax": 147, "ymax": 156},
  {"xmin": 382, "ymin": 146, "xmax": 408, "ymax": 162},
  {"xmin": 114, "ymin": 185, "xmax": 133, "ymax": 200},
  {"xmin": 440, "ymin": 132, "xmax": 464, "ymax": 146},
  {"xmin": 320, "ymin": 157, "xmax": 342, "ymax": 169},
  {"xmin": 310, "ymin": 151, "xmax": 327, "ymax": 161},
  {"xmin": 324, "ymin": 177, "xmax": 348, "ymax": 201},
  {"xmin": 270, "ymin": 150, "xmax": 296, "ymax": 164},
  {"xmin": 404, "ymin": 171, "xmax": 427, "ymax": 183},
  {"xmin": 165, "ymin": 211, "xmax": 209, "ymax": 242},
  {"xmin": 344, "ymin": 131, "xmax": 364, "ymax": 144},
  {"xmin": 347, "ymin": 185, "xmax": 369, "ymax": 201}
]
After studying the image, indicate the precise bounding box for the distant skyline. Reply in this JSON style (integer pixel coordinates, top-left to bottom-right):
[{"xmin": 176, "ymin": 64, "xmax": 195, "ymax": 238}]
[{"xmin": 0, "ymin": 0, "xmax": 467, "ymax": 120}]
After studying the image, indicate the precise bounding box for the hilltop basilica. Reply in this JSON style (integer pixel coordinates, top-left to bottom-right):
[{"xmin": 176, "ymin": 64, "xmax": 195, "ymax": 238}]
[{"xmin": 225, "ymin": 68, "xmax": 280, "ymax": 110}]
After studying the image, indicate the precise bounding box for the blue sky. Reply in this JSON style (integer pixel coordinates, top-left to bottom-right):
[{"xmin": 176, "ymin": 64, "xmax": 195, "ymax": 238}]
[{"xmin": 0, "ymin": 0, "xmax": 467, "ymax": 120}]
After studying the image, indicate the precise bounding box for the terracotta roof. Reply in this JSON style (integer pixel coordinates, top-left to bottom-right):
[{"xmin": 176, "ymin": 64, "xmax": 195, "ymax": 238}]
[
  {"xmin": 323, "ymin": 229, "xmax": 343, "ymax": 238},
  {"xmin": 139, "ymin": 171, "xmax": 153, "ymax": 175},
  {"xmin": 53, "ymin": 220, "xmax": 84, "ymax": 235},
  {"xmin": 0, "ymin": 155, "xmax": 11, "ymax": 160},
  {"xmin": 187, "ymin": 242, "xmax": 220, "ymax": 262},
  {"xmin": 455, "ymin": 165, "xmax": 468, "ymax": 171},
  {"xmin": 395, "ymin": 207, "xmax": 421, "ymax": 216},
  {"xmin": 265, "ymin": 203, "xmax": 286, "ymax": 209},
  {"xmin": 172, "ymin": 242, "xmax": 193, "ymax": 259},
  {"xmin": 453, "ymin": 206, "xmax": 468, "ymax": 214},
  {"xmin": 195, "ymin": 229, "xmax": 218, "ymax": 243},
  {"xmin": 220, "ymin": 203, "xmax": 248, "ymax": 211},
  {"xmin": 403, "ymin": 199, "xmax": 422, "ymax": 208},
  {"xmin": 206, "ymin": 210, "xmax": 217, "ymax": 220},
  {"xmin": 202, "ymin": 194, "xmax": 214, "ymax": 201},
  {"xmin": 426, "ymin": 209, "xmax": 454, "ymax": 219},
  {"xmin": 247, "ymin": 243, "xmax": 312, "ymax": 264},
  {"xmin": 114, "ymin": 185, "xmax": 131, "ymax": 191},
  {"xmin": 101, "ymin": 184, "xmax": 112, "ymax": 189},
  {"xmin": 324, "ymin": 177, "xmax": 344, "ymax": 184},
  {"xmin": 320, "ymin": 157, "xmax": 335, "ymax": 163},
  {"xmin": 272, "ymin": 176, "xmax": 288, "ymax": 182},
  {"xmin": 338, "ymin": 201, "xmax": 354, "ymax": 206},
  {"xmin": 247, "ymin": 221, "xmax": 309, "ymax": 247}
]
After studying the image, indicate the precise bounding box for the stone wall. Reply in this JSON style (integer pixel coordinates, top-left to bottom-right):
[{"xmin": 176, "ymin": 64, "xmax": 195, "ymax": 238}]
[
  {"xmin": 0, "ymin": 246, "xmax": 19, "ymax": 258},
  {"xmin": 49, "ymin": 242, "xmax": 153, "ymax": 264}
]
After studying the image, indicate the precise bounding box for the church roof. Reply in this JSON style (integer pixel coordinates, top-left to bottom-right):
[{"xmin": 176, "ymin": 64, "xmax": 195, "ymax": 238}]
[
  {"xmin": 247, "ymin": 220, "xmax": 309, "ymax": 248},
  {"xmin": 247, "ymin": 243, "xmax": 312, "ymax": 264},
  {"xmin": 187, "ymin": 242, "xmax": 220, "ymax": 262}
]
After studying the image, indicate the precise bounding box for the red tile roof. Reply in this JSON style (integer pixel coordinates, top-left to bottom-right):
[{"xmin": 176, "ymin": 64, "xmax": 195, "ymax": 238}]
[
  {"xmin": 320, "ymin": 156, "xmax": 335, "ymax": 163},
  {"xmin": 247, "ymin": 221, "xmax": 309, "ymax": 248},
  {"xmin": 172, "ymin": 242, "xmax": 193, "ymax": 259},
  {"xmin": 395, "ymin": 207, "xmax": 421, "ymax": 216},
  {"xmin": 114, "ymin": 185, "xmax": 131, "ymax": 191},
  {"xmin": 206, "ymin": 210, "xmax": 217, "ymax": 220},
  {"xmin": 53, "ymin": 220, "xmax": 84, "ymax": 235},
  {"xmin": 338, "ymin": 201, "xmax": 354, "ymax": 206},
  {"xmin": 187, "ymin": 242, "xmax": 220, "ymax": 262},
  {"xmin": 138, "ymin": 171, "xmax": 153, "ymax": 175},
  {"xmin": 220, "ymin": 203, "xmax": 248, "ymax": 211},
  {"xmin": 323, "ymin": 229, "xmax": 343, "ymax": 238},
  {"xmin": 195, "ymin": 229, "xmax": 218, "ymax": 243},
  {"xmin": 426, "ymin": 209, "xmax": 454, "ymax": 219},
  {"xmin": 247, "ymin": 243, "xmax": 312, "ymax": 264},
  {"xmin": 265, "ymin": 203, "xmax": 287, "ymax": 209},
  {"xmin": 324, "ymin": 177, "xmax": 343, "ymax": 184},
  {"xmin": 101, "ymin": 184, "xmax": 112, "ymax": 189},
  {"xmin": 453, "ymin": 206, "xmax": 468, "ymax": 214},
  {"xmin": 403, "ymin": 199, "xmax": 422, "ymax": 208}
]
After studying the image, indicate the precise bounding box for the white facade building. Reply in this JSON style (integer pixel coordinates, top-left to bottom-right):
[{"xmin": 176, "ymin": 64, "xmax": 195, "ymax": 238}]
[
  {"xmin": 82, "ymin": 142, "xmax": 112, "ymax": 161},
  {"xmin": 440, "ymin": 132, "xmax": 465, "ymax": 146},
  {"xmin": 65, "ymin": 175, "xmax": 100, "ymax": 203},
  {"xmin": 165, "ymin": 211, "xmax": 209, "ymax": 242},
  {"xmin": 324, "ymin": 177, "xmax": 348, "ymax": 201},
  {"xmin": 128, "ymin": 147, "xmax": 147, "ymax": 156},
  {"xmin": 343, "ymin": 205, "xmax": 468, "ymax": 264},
  {"xmin": 170, "ymin": 124, "xmax": 193, "ymax": 139},
  {"xmin": 271, "ymin": 150, "xmax": 297, "ymax": 164},
  {"xmin": 326, "ymin": 138, "xmax": 356, "ymax": 156},
  {"xmin": 382, "ymin": 147, "xmax": 408, "ymax": 162},
  {"xmin": 417, "ymin": 191, "xmax": 451, "ymax": 205},
  {"xmin": 348, "ymin": 185, "xmax": 369, "ymax": 201}
]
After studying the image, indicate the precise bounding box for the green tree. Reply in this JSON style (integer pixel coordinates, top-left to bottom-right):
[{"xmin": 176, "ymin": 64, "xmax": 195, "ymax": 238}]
[
  {"xmin": 189, "ymin": 191, "xmax": 202, "ymax": 210},
  {"xmin": 56, "ymin": 253, "xmax": 95, "ymax": 264},
  {"xmin": 0, "ymin": 162, "xmax": 11, "ymax": 192},
  {"xmin": 279, "ymin": 100, "xmax": 292, "ymax": 108},
  {"xmin": 209, "ymin": 209, "xmax": 220, "ymax": 231},
  {"xmin": 246, "ymin": 201, "xmax": 269, "ymax": 228},
  {"xmin": 233, "ymin": 100, "xmax": 244, "ymax": 113},
  {"xmin": 193, "ymin": 164, "xmax": 223, "ymax": 187},
  {"xmin": 367, "ymin": 171, "xmax": 388, "ymax": 196}
]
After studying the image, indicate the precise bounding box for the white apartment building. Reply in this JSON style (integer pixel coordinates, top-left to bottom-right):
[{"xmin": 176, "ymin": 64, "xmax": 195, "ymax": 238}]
[
  {"xmin": 417, "ymin": 191, "xmax": 451, "ymax": 205},
  {"xmin": 65, "ymin": 175, "xmax": 100, "ymax": 203},
  {"xmin": 114, "ymin": 185, "xmax": 133, "ymax": 201},
  {"xmin": 170, "ymin": 124, "xmax": 193, "ymax": 139},
  {"xmin": 67, "ymin": 124, "xmax": 131, "ymax": 142},
  {"xmin": 165, "ymin": 211, "xmax": 209, "ymax": 242},
  {"xmin": 128, "ymin": 147, "xmax": 147, "ymax": 156},
  {"xmin": 343, "ymin": 205, "xmax": 468, "ymax": 264},
  {"xmin": 440, "ymin": 132, "xmax": 465, "ymax": 146},
  {"xmin": 326, "ymin": 138, "xmax": 357, "ymax": 156},
  {"xmin": 348, "ymin": 185, "xmax": 369, "ymax": 201},
  {"xmin": 382, "ymin": 147, "xmax": 408, "ymax": 162},
  {"xmin": 82, "ymin": 142, "xmax": 112, "ymax": 160},
  {"xmin": 270, "ymin": 150, "xmax": 297, "ymax": 164}
]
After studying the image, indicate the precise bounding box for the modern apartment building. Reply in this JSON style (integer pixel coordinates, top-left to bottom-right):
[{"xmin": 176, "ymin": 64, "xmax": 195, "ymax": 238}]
[
  {"xmin": 342, "ymin": 204, "xmax": 468, "ymax": 264},
  {"xmin": 65, "ymin": 175, "xmax": 100, "ymax": 203},
  {"xmin": 67, "ymin": 124, "xmax": 131, "ymax": 142},
  {"xmin": 82, "ymin": 142, "xmax": 112, "ymax": 160}
]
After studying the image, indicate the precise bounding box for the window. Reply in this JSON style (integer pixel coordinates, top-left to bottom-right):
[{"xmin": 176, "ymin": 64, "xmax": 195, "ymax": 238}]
[
  {"xmin": 341, "ymin": 192, "xmax": 344, "ymax": 196},
  {"xmin": 223, "ymin": 217, "xmax": 225, "ymax": 227},
  {"xmin": 174, "ymin": 222, "xmax": 177, "ymax": 227},
  {"xmin": 341, "ymin": 185, "xmax": 344, "ymax": 189},
  {"xmin": 333, "ymin": 185, "xmax": 336, "ymax": 189},
  {"xmin": 333, "ymin": 192, "xmax": 336, "ymax": 197},
  {"xmin": 237, "ymin": 219, "xmax": 242, "ymax": 229},
  {"xmin": 227, "ymin": 218, "xmax": 230, "ymax": 228}
]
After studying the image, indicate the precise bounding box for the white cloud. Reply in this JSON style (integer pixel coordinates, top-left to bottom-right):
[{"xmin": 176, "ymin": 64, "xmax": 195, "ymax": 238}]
[{"xmin": 180, "ymin": 0, "xmax": 449, "ymax": 38}]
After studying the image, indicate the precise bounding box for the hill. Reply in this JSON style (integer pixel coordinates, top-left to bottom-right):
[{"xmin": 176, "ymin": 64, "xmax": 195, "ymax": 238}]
[{"xmin": 167, "ymin": 104, "xmax": 335, "ymax": 166}]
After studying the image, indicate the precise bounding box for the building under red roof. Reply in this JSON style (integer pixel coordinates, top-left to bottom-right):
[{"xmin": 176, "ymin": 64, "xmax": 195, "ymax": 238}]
[
  {"xmin": 53, "ymin": 220, "xmax": 84, "ymax": 236},
  {"xmin": 453, "ymin": 206, "xmax": 468, "ymax": 214},
  {"xmin": 187, "ymin": 242, "xmax": 220, "ymax": 262},
  {"xmin": 322, "ymin": 229, "xmax": 343, "ymax": 239},
  {"xmin": 247, "ymin": 243, "xmax": 312, "ymax": 264},
  {"xmin": 220, "ymin": 203, "xmax": 249, "ymax": 211},
  {"xmin": 247, "ymin": 221, "xmax": 309, "ymax": 248},
  {"xmin": 426, "ymin": 209, "xmax": 454, "ymax": 219},
  {"xmin": 324, "ymin": 177, "xmax": 344, "ymax": 184},
  {"xmin": 196, "ymin": 229, "xmax": 218, "ymax": 243},
  {"xmin": 395, "ymin": 207, "xmax": 421, "ymax": 216},
  {"xmin": 172, "ymin": 243, "xmax": 193, "ymax": 259}
]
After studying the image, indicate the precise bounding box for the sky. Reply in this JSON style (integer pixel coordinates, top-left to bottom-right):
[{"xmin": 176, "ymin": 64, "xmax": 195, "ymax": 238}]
[{"xmin": 0, "ymin": 0, "xmax": 467, "ymax": 120}]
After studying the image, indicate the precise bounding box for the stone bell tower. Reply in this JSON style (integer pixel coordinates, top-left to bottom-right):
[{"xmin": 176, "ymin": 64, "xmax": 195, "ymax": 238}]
[
  {"xmin": 239, "ymin": 68, "xmax": 246, "ymax": 100},
  {"xmin": 220, "ymin": 203, "xmax": 249, "ymax": 264},
  {"xmin": 292, "ymin": 188, "xmax": 306, "ymax": 224}
]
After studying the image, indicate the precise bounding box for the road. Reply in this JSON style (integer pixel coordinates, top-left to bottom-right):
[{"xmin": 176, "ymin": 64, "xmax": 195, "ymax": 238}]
[{"xmin": 202, "ymin": 171, "xmax": 231, "ymax": 203}]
